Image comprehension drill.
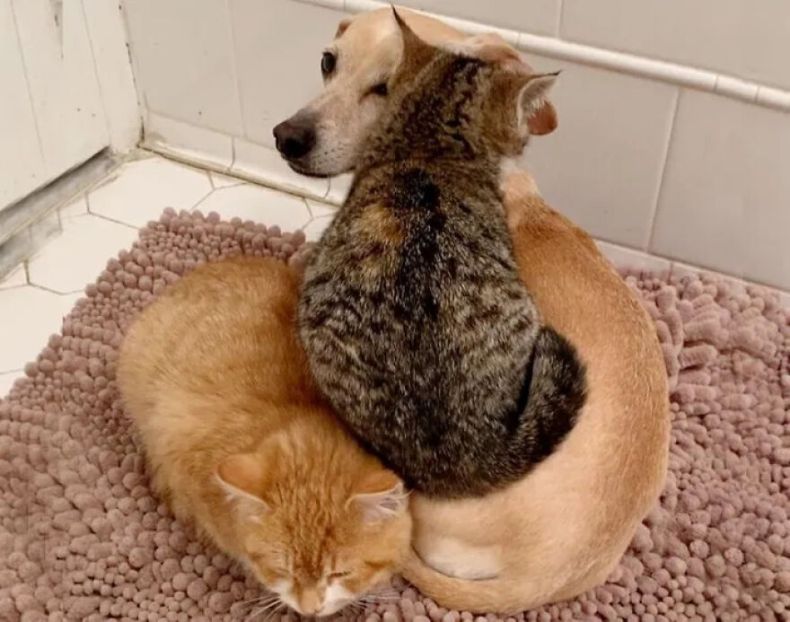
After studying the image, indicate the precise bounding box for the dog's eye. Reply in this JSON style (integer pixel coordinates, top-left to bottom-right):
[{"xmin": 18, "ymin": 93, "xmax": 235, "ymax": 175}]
[
  {"xmin": 368, "ymin": 82, "xmax": 389, "ymax": 97},
  {"xmin": 321, "ymin": 51, "xmax": 336, "ymax": 77}
]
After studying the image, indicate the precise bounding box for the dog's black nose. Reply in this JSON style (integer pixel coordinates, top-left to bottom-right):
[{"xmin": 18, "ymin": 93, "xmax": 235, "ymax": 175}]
[{"xmin": 273, "ymin": 116, "xmax": 316, "ymax": 160}]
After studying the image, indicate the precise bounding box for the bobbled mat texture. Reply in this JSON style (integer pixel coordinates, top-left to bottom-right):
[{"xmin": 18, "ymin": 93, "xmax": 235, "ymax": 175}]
[{"xmin": 1, "ymin": 208, "xmax": 788, "ymax": 622}]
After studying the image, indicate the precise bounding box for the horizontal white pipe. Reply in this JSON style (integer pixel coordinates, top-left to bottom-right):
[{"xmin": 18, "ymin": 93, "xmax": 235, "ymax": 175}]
[{"xmin": 297, "ymin": 0, "xmax": 790, "ymax": 112}]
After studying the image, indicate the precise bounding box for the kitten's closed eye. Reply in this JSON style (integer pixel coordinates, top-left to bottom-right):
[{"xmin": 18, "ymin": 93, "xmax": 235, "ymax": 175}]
[{"xmin": 328, "ymin": 570, "xmax": 351, "ymax": 581}]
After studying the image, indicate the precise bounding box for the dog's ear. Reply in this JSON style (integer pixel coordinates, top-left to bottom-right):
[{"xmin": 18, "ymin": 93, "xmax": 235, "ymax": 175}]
[
  {"xmin": 392, "ymin": 7, "xmax": 437, "ymax": 70},
  {"xmin": 335, "ymin": 17, "xmax": 351, "ymax": 39},
  {"xmin": 460, "ymin": 33, "xmax": 523, "ymax": 70},
  {"xmin": 515, "ymin": 72, "xmax": 559, "ymax": 137}
]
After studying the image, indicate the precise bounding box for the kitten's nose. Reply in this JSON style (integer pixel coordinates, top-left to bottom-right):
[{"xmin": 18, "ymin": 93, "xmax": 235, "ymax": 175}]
[
  {"xmin": 296, "ymin": 588, "xmax": 322, "ymax": 616},
  {"xmin": 273, "ymin": 113, "xmax": 316, "ymax": 160}
]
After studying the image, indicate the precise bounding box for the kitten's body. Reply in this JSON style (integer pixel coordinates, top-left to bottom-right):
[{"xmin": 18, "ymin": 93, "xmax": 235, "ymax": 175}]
[
  {"xmin": 118, "ymin": 257, "xmax": 411, "ymax": 616},
  {"xmin": 299, "ymin": 21, "xmax": 586, "ymax": 498}
]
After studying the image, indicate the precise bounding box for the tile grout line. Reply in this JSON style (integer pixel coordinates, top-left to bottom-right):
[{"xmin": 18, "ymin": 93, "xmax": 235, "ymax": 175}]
[
  {"xmin": 303, "ymin": 198, "xmax": 315, "ymax": 220},
  {"xmin": 223, "ymin": 0, "xmax": 248, "ymax": 141},
  {"xmin": 555, "ymin": 0, "xmax": 564, "ymax": 38},
  {"xmin": 8, "ymin": 0, "xmax": 46, "ymax": 165},
  {"xmin": 88, "ymin": 211, "xmax": 141, "ymax": 232},
  {"xmin": 83, "ymin": 190, "xmax": 142, "ymax": 231},
  {"xmin": 79, "ymin": 0, "xmax": 115, "ymax": 149},
  {"xmin": 28, "ymin": 283, "xmax": 84, "ymax": 297},
  {"xmin": 645, "ymin": 87, "xmax": 681, "ymax": 252},
  {"xmin": 191, "ymin": 188, "xmax": 218, "ymax": 212}
]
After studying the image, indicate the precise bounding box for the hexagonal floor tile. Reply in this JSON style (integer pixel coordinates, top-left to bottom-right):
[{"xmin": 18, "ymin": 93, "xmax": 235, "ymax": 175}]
[
  {"xmin": 89, "ymin": 156, "xmax": 212, "ymax": 228},
  {"xmin": 0, "ymin": 286, "xmax": 80, "ymax": 372},
  {"xmin": 197, "ymin": 184, "xmax": 311, "ymax": 233},
  {"xmin": 28, "ymin": 214, "xmax": 139, "ymax": 294}
]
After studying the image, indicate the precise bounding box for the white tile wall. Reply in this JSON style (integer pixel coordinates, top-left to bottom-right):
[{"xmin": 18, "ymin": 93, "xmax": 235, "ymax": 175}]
[
  {"xmin": 596, "ymin": 240, "xmax": 671, "ymax": 276},
  {"xmin": 82, "ymin": 0, "xmax": 141, "ymax": 151},
  {"xmin": 651, "ymin": 90, "xmax": 790, "ymax": 291},
  {"xmin": 561, "ymin": 0, "xmax": 790, "ymax": 91},
  {"xmin": 119, "ymin": 0, "xmax": 790, "ymax": 292},
  {"xmin": 145, "ymin": 111, "xmax": 235, "ymax": 172},
  {"xmin": 0, "ymin": 0, "xmax": 46, "ymax": 208},
  {"xmin": 13, "ymin": 0, "xmax": 109, "ymax": 182},
  {"xmin": 398, "ymin": 0, "xmax": 561, "ymax": 36},
  {"xmin": 1, "ymin": 0, "xmax": 138, "ymax": 213},
  {"xmin": 524, "ymin": 55, "xmax": 678, "ymax": 248},
  {"xmin": 229, "ymin": 0, "xmax": 344, "ymax": 148},
  {"xmin": 122, "ymin": 0, "xmax": 244, "ymax": 135}
]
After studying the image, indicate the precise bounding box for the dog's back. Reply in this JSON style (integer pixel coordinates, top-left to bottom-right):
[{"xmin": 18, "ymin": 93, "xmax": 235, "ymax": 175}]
[{"xmin": 405, "ymin": 176, "xmax": 669, "ymax": 611}]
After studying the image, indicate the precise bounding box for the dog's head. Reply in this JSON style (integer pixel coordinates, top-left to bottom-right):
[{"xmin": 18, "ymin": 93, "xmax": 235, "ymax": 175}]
[{"xmin": 273, "ymin": 8, "xmax": 557, "ymax": 178}]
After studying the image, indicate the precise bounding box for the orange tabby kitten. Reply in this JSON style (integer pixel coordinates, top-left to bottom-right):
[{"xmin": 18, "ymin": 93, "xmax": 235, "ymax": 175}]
[{"xmin": 117, "ymin": 256, "xmax": 411, "ymax": 617}]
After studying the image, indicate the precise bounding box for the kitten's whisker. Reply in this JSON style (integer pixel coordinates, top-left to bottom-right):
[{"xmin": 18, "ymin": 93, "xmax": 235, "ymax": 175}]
[
  {"xmin": 240, "ymin": 595, "xmax": 279, "ymax": 612},
  {"xmin": 247, "ymin": 597, "xmax": 284, "ymax": 621},
  {"xmin": 263, "ymin": 602, "xmax": 286, "ymax": 622}
]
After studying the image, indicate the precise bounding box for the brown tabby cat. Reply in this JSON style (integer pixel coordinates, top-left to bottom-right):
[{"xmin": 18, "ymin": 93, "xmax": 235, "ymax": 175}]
[
  {"xmin": 117, "ymin": 257, "xmax": 411, "ymax": 617},
  {"xmin": 298, "ymin": 13, "xmax": 586, "ymax": 498}
]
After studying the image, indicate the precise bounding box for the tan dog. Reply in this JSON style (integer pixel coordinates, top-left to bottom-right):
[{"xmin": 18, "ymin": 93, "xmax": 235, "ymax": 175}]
[
  {"xmin": 275, "ymin": 7, "xmax": 670, "ymax": 613},
  {"xmin": 272, "ymin": 10, "xmax": 556, "ymax": 177}
]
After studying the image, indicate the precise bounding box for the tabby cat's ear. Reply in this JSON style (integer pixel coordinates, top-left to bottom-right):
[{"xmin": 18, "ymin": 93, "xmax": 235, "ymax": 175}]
[
  {"xmin": 216, "ymin": 453, "xmax": 270, "ymax": 510},
  {"xmin": 349, "ymin": 469, "xmax": 408, "ymax": 523},
  {"xmin": 516, "ymin": 72, "xmax": 559, "ymax": 136},
  {"xmin": 392, "ymin": 7, "xmax": 437, "ymax": 71}
]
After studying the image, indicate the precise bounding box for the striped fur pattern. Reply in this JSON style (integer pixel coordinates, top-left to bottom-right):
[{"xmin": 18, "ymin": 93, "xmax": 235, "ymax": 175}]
[{"xmin": 298, "ymin": 17, "xmax": 586, "ymax": 498}]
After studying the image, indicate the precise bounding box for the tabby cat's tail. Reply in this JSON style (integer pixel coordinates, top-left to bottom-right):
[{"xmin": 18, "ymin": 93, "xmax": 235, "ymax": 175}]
[{"xmin": 511, "ymin": 326, "xmax": 586, "ymax": 467}]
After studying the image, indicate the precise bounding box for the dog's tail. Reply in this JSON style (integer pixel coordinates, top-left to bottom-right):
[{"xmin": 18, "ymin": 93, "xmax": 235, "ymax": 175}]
[{"xmin": 508, "ymin": 326, "xmax": 586, "ymax": 469}]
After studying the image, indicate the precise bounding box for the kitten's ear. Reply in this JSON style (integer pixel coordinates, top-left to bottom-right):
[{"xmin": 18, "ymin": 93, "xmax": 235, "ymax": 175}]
[
  {"xmin": 392, "ymin": 7, "xmax": 437, "ymax": 70},
  {"xmin": 516, "ymin": 72, "xmax": 560, "ymax": 136},
  {"xmin": 216, "ymin": 453, "xmax": 269, "ymax": 510},
  {"xmin": 527, "ymin": 100, "xmax": 558, "ymax": 136},
  {"xmin": 349, "ymin": 469, "xmax": 408, "ymax": 523}
]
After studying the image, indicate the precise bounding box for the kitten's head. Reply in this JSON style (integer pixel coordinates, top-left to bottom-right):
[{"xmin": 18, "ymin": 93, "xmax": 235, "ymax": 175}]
[
  {"xmin": 365, "ymin": 9, "xmax": 558, "ymax": 162},
  {"xmin": 216, "ymin": 421, "xmax": 411, "ymax": 617}
]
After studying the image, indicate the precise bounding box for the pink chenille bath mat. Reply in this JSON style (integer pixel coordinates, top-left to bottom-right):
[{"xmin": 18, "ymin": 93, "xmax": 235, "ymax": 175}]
[{"xmin": 0, "ymin": 208, "xmax": 787, "ymax": 621}]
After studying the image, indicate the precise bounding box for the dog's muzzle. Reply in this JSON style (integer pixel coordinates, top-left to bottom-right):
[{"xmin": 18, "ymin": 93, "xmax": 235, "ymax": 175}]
[{"xmin": 273, "ymin": 111, "xmax": 317, "ymax": 161}]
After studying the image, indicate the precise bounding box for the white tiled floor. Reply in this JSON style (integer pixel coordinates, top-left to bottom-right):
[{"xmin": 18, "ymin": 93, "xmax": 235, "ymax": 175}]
[{"xmin": 0, "ymin": 152, "xmax": 336, "ymax": 398}]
